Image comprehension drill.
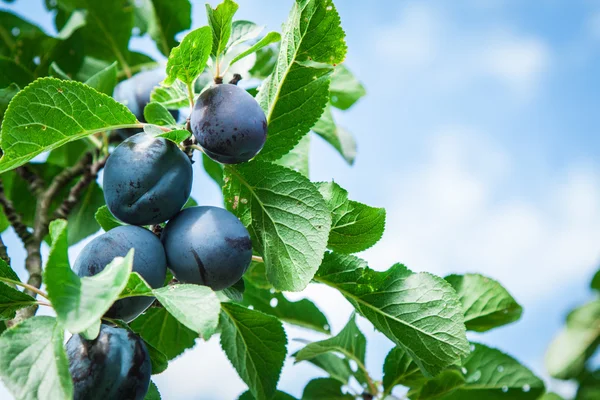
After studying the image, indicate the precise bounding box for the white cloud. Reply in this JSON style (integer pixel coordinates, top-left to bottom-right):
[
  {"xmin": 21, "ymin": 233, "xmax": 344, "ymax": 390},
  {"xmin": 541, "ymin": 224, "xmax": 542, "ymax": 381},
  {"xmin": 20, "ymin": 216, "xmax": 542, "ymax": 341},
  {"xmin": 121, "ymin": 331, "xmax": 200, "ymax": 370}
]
[
  {"xmin": 361, "ymin": 128, "xmax": 600, "ymax": 304},
  {"xmin": 373, "ymin": 4, "xmax": 551, "ymax": 98}
]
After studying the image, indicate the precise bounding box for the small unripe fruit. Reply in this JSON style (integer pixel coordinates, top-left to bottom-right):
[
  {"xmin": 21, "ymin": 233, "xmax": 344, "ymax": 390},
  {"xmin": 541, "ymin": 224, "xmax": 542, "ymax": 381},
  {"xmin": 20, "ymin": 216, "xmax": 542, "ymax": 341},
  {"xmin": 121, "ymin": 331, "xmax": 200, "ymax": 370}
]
[
  {"xmin": 191, "ymin": 84, "xmax": 267, "ymax": 164},
  {"xmin": 73, "ymin": 225, "xmax": 167, "ymax": 322},
  {"xmin": 161, "ymin": 206, "xmax": 252, "ymax": 290},
  {"xmin": 103, "ymin": 132, "xmax": 193, "ymax": 226},
  {"xmin": 66, "ymin": 325, "xmax": 151, "ymax": 400}
]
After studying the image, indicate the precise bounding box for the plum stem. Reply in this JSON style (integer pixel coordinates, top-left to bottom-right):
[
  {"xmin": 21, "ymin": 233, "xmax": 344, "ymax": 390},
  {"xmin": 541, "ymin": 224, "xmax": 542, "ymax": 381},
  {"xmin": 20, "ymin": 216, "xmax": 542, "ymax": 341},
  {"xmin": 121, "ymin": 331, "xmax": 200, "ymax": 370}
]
[
  {"xmin": 189, "ymin": 144, "xmax": 204, "ymax": 153},
  {"xmin": 229, "ymin": 74, "xmax": 242, "ymax": 85},
  {"xmin": 186, "ymin": 82, "xmax": 195, "ymax": 109},
  {"xmin": 0, "ymin": 277, "xmax": 49, "ymax": 300},
  {"xmin": 252, "ymin": 255, "xmax": 264, "ymax": 263}
]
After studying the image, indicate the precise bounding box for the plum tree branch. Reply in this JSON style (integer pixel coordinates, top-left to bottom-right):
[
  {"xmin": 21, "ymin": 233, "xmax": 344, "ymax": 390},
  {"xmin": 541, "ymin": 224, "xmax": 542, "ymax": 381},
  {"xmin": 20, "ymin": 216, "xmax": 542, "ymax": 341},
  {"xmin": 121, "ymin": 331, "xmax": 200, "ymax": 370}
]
[
  {"xmin": 16, "ymin": 165, "xmax": 45, "ymax": 197},
  {"xmin": 54, "ymin": 154, "xmax": 109, "ymax": 220},
  {"xmin": 0, "ymin": 178, "xmax": 33, "ymax": 245},
  {"xmin": 0, "ymin": 235, "xmax": 9, "ymax": 265}
]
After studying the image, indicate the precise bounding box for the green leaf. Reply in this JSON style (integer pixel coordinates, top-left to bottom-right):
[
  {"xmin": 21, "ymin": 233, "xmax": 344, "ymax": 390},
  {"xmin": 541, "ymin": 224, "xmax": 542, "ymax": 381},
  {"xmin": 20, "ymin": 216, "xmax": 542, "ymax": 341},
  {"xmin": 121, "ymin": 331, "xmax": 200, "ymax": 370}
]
[
  {"xmin": 540, "ymin": 394, "xmax": 565, "ymax": 400},
  {"xmin": 136, "ymin": 0, "xmax": 192, "ymax": 56},
  {"xmin": 46, "ymin": 140, "xmax": 93, "ymax": 168},
  {"xmin": 119, "ymin": 272, "xmax": 154, "ymax": 298},
  {"xmin": 244, "ymin": 260, "xmax": 271, "ymax": 289},
  {"xmin": 329, "ymin": 65, "xmax": 366, "ymax": 110},
  {"xmin": 230, "ymin": 32, "xmax": 281, "ymax": 66},
  {"xmin": 577, "ymin": 370, "xmax": 600, "ymax": 400},
  {"xmin": 248, "ymin": 45, "xmax": 278, "ymax": 79},
  {"xmin": 0, "ymin": 83, "xmax": 19, "ymax": 122},
  {"xmin": 129, "ymin": 307, "xmax": 197, "ymax": 360},
  {"xmin": 228, "ymin": 21, "xmax": 264, "ymax": 49},
  {"xmin": 408, "ymin": 369, "xmax": 465, "ymax": 400},
  {"xmin": 150, "ymin": 80, "xmax": 189, "ymax": 109},
  {"xmin": 242, "ymin": 281, "xmax": 330, "ymax": 333},
  {"xmin": 0, "ymin": 283, "xmax": 37, "ymax": 320},
  {"xmin": 545, "ymin": 300, "xmax": 600, "ymax": 379},
  {"xmin": 220, "ymin": 302, "xmax": 287, "ymax": 400},
  {"xmin": 76, "ymin": 0, "xmax": 134, "ymax": 71},
  {"xmin": 383, "ymin": 347, "xmax": 424, "ymax": 393},
  {"xmin": 67, "ymin": 181, "xmax": 104, "ymax": 245},
  {"xmin": 84, "ymin": 61, "xmax": 118, "ymax": 95},
  {"xmin": 296, "ymin": 314, "xmax": 365, "ymax": 369},
  {"xmin": 80, "ymin": 318, "xmax": 101, "ymax": 340},
  {"xmin": 44, "ymin": 219, "xmax": 134, "ymax": 334},
  {"xmin": 206, "ymin": 0, "xmax": 239, "ymax": 57},
  {"xmin": 294, "ymin": 352, "xmax": 352, "ymax": 384},
  {"xmin": 442, "ymin": 343, "xmax": 545, "ymax": 399},
  {"xmin": 238, "ymin": 391, "xmax": 297, "ymax": 400},
  {"xmin": 0, "ymin": 77, "xmax": 136, "ymax": 174},
  {"xmin": 145, "ymin": 342, "xmax": 168, "ymax": 375},
  {"xmin": 202, "ymin": 153, "xmax": 224, "ymax": 187},
  {"xmin": 145, "ymin": 381, "xmax": 161, "ymax": 400},
  {"xmin": 0, "ymin": 56, "xmax": 33, "ymax": 87},
  {"xmin": 316, "ymin": 181, "xmax": 386, "ymax": 253},
  {"xmin": 0, "ymin": 209, "xmax": 8, "ymax": 233},
  {"xmin": 314, "ymin": 252, "xmax": 470, "ymax": 376},
  {"xmin": 164, "ymin": 26, "xmax": 212, "ymax": 86},
  {"xmin": 94, "ymin": 205, "xmax": 125, "ymax": 232},
  {"xmin": 445, "ymin": 274, "xmax": 522, "ymax": 332},
  {"xmin": 0, "ymin": 257, "xmax": 20, "ymax": 282},
  {"xmin": 275, "ymin": 133, "xmax": 310, "ymax": 177},
  {"xmin": 223, "ymin": 161, "xmax": 331, "ymax": 291},
  {"xmin": 301, "ymin": 378, "xmax": 353, "ymax": 400},
  {"xmin": 153, "ymin": 284, "xmax": 220, "ymax": 339},
  {"xmin": 49, "ymin": 62, "xmax": 72, "ymax": 80},
  {"xmin": 144, "ymin": 102, "xmax": 177, "ymax": 126},
  {"xmin": 0, "ymin": 316, "xmax": 73, "ymax": 400},
  {"xmin": 312, "ymin": 105, "xmax": 356, "ymax": 164},
  {"xmin": 219, "ymin": 279, "xmax": 244, "ymax": 302},
  {"xmin": 256, "ymin": 0, "xmax": 347, "ymax": 161},
  {"xmin": 591, "ymin": 268, "xmax": 600, "ymax": 292},
  {"xmin": 156, "ymin": 129, "xmax": 190, "ymax": 144}
]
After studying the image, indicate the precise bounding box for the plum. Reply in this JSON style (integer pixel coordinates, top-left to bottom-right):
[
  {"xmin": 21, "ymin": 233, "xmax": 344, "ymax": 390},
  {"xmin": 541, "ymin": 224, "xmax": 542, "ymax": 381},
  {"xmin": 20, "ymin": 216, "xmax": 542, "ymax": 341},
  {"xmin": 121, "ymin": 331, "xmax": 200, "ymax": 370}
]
[
  {"xmin": 103, "ymin": 132, "xmax": 193, "ymax": 226},
  {"xmin": 113, "ymin": 68, "xmax": 180, "ymax": 123},
  {"xmin": 67, "ymin": 325, "xmax": 151, "ymax": 400},
  {"xmin": 73, "ymin": 225, "xmax": 167, "ymax": 322},
  {"xmin": 190, "ymin": 84, "xmax": 267, "ymax": 164},
  {"xmin": 161, "ymin": 206, "xmax": 252, "ymax": 290}
]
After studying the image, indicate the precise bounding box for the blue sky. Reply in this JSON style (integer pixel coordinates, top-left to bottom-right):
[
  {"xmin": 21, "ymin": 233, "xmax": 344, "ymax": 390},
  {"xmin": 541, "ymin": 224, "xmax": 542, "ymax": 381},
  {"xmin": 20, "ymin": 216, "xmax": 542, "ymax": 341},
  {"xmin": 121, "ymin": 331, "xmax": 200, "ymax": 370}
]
[{"xmin": 1, "ymin": 0, "xmax": 600, "ymax": 399}]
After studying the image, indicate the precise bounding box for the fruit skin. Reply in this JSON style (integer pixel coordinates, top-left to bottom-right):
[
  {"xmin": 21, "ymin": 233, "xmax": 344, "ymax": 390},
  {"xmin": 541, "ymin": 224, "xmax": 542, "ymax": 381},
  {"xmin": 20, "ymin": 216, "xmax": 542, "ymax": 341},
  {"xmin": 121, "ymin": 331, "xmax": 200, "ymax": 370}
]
[
  {"xmin": 161, "ymin": 206, "xmax": 252, "ymax": 290},
  {"xmin": 73, "ymin": 225, "xmax": 167, "ymax": 322},
  {"xmin": 114, "ymin": 68, "xmax": 180, "ymax": 123},
  {"xmin": 190, "ymin": 84, "xmax": 267, "ymax": 164},
  {"xmin": 66, "ymin": 324, "xmax": 151, "ymax": 400},
  {"xmin": 103, "ymin": 132, "xmax": 193, "ymax": 226}
]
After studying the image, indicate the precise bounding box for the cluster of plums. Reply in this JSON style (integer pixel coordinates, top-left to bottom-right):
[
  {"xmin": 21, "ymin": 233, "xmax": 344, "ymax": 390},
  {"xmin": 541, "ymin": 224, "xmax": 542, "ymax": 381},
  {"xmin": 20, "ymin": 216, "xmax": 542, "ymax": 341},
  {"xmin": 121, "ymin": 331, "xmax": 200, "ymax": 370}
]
[{"xmin": 65, "ymin": 69, "xmax": 267, "ymax": 399}]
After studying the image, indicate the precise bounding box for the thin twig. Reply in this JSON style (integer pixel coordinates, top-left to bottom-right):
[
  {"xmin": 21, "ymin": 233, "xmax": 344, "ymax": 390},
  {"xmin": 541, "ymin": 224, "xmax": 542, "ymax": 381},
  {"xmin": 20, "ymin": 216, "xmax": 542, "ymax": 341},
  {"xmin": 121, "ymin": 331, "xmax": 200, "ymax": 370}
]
[
  {"xmin": 54, "ymin": 154, "xmax": 109, "ymax": 220},
  {"xmin": 182, "ymin": 118, "xmax": 197, "ymax": 162},
  {"xmin": 0, "ymin": 277, "xmax": 50, "ymax": 300},
  {"xmin": 34, "ymin": 152, "xmax": 93, "ymax": 241},
  {"xmin": 16, "ymin": 165, "xmax": 45, "ymax": 196},
  {"xmin": 0, "ymin": 178, "xmax": 33, "ymax": 244},
  {"xmin": 0, "ymin": 235, "xmax": 9, "ymax": 265},
  {"xmin": 36, "ymin": 301, "xmax": 52, "ymax": 308}
]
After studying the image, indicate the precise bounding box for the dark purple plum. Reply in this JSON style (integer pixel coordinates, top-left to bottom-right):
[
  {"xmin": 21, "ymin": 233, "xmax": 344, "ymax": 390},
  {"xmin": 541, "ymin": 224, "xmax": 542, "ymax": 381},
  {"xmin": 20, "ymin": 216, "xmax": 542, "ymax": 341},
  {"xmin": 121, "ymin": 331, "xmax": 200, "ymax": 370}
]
[
  {"xmin": 161, "ymin": 206, "xmax": 252, "ymax": 290},
  {"xmin": 190, "ymin": 84, "xmax": 267, "ymax": 164},
  {"xmin": 66, "ymin": 325, "xmax": 151, "ymax": 400},
  {"xmin": 103, "ymin": 132, "xmax": 193, "ymax": 226},
  {"xmin": 73, "ymin": 225, "xmax": 167, "ymax": 322}
]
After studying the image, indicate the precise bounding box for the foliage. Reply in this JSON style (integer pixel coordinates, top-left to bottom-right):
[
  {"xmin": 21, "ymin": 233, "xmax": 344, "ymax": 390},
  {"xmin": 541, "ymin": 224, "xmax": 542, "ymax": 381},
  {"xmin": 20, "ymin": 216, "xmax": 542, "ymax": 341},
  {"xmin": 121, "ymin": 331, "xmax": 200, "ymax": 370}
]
[
  {"xmin": 545, "ymin": 269, "xmax": 600, "ymax": 399},
  {"xmin": 0, "ymin": 0, "xmax": 552, "ymax": 399}
]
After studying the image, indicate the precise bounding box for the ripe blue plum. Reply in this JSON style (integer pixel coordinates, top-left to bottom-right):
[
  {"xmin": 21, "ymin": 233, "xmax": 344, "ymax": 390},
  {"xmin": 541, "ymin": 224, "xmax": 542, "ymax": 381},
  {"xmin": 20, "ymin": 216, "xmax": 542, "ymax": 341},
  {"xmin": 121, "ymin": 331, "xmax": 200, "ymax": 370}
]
[
  {"xmin": 67, "ymin": 325, "xmax": 151, "ymax": 400},
  {"xmin": 103, "ymin": 132, "xmax": 193, "ymax": 226},
  {"xmin": 73, "ymin": 225, "xmax": 167, "ymax": 322},
  {"xmin": 190, "ymin": 84, "xmax": 267, "ymax": 164},
  {"xmin": 161, "ymin": 206, "xmax": 252, "ymax": 290},
  {"xmin": 113, "ymin": 68, "xmax": 180, "ymax": 123}
]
